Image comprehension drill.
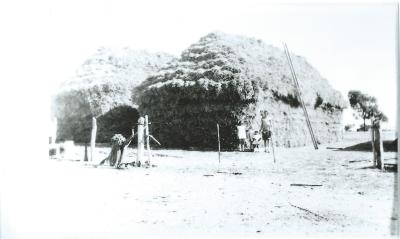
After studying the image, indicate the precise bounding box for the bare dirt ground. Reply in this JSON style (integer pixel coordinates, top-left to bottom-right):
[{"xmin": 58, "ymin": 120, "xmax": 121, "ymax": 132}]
[{"xmin": 4, "ymin": 132, "xmax": 397, "ymax": 238}]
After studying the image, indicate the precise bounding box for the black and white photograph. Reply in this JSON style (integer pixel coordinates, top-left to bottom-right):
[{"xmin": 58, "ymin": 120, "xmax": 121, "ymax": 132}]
[{"xmin": 1, "ymin": 0, "xmax": 399, "ymax": 238}]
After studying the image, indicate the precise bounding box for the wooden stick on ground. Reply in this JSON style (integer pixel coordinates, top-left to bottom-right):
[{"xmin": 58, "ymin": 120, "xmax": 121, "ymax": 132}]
[
  {"xmin": 290, "ymin": 184, "xmax": 322, "ymax": 187},
  {"xmin": 289, "ymin": 203, "xmax": 328, "ymax": 221}
]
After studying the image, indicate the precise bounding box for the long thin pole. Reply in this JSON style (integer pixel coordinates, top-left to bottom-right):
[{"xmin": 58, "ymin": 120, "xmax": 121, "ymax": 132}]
[
  {"xmin": 145, "ymin": 115, "xmax": 151, "ymax": 165},
  {"xmin": 217, "ymin": 123, "xmax": 221, "ymax": 163},
  {"xmin": 90, "ymin": 117, "xmax": 97, "ymax": 161},
  {"xmin": 395, "ymin": 3, "xmax": 400, "ymax": 235},
  {"xmin": 137, "ymin": 117, "xmax": 145, "ymax": 166},
  {"xmin": 283, "ymin": 43, "xmax": 318, "ymax": 150}
]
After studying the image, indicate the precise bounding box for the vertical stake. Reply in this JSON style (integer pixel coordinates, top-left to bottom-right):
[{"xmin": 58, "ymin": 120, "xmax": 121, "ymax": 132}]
[
  {"xmin": 90, "ymin": 117, "xmax": 97, "ymax": 162},
  {"xmin": 378, "ymin": 125, "xmax": 385, "ymax": 170},
  {"xmin": 50, "ymin": 117, "xmax": 59, "ymax": 156},
  {"xmin": 84, "ymin": 143, "xmax": 88, "ymax": 162},
  {"xmin": 217, "ymin": 123, "xmax": 221, "ymax": 163},
  {"xmin": 145, "ymin": 115, "xmax": 151, "ymax": 165},
  {"xmin": 137, "ymin": 117, "xmax": 145, "ymax": 166},
  {"xmin": 371, "ymin": 126, "xmax": 376, "ymax": 167}
]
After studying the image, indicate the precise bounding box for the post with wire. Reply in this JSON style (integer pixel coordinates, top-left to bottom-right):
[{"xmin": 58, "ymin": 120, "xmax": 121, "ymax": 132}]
[{"xmin": 137, "ymin": 117, "xmax": 145, "ymax": 166}]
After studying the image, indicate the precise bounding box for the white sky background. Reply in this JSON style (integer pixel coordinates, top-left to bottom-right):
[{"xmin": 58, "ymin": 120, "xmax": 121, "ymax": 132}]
[{"xmin": 2, "ymin": 0, "xmax": 397, "ymax": 129}]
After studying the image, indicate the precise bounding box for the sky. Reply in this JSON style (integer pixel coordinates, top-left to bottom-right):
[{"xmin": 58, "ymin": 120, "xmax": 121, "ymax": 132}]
[{"xmin": 3, "ymin": 0, "xmax": 397, "ymax": 129}]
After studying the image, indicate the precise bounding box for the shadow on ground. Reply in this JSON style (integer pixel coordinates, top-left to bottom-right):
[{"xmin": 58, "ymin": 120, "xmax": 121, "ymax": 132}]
[{"xmin": 337, "ymin": 139, "xmax": 397, "ymax": 152}]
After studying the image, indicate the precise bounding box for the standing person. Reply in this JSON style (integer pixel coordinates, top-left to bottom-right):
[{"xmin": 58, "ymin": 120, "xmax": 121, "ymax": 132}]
[
  {"xmin": 247, "ymin": 127, "xmax": 254, "ymax": 151},
  {"xmin": 237, "ymin": 123, "xmax": 246, "ymax": 151},
  {"xmin": 260, "ymin": 111, "xmax": 272, "ymax": 153}
]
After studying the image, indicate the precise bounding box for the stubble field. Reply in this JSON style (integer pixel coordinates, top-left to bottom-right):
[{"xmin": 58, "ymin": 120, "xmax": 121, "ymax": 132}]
[{"xmin": 3, "ymin": 131, "xmax": 397, "ymax": 238}]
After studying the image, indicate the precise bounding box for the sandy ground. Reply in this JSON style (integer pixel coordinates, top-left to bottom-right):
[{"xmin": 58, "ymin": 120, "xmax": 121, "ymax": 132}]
[{"xmin": 2, "ymin": 132, "xmax": 397, "ymax": 238}]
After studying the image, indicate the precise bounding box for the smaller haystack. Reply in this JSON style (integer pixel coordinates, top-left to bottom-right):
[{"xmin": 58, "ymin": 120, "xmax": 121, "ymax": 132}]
[
  {"xmin": 136, "ymin": 32, "xmax": 347, "ymax": 150},
  {"xmin": 53, "ymin": 47, "xmax": 175, "ymax": 143}
]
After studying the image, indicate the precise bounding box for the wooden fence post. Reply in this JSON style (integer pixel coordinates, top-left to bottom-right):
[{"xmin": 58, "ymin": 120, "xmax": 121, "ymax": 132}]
[
  {"xmin": 84, "ymin": 143, "xmax": 88, "ymax": 162},
  {"xmin": 378, "ymin": 126, "xmax": 385, "ymax": 170},
  {"xmin": 145, "ymin": 115, "xmax": 151, "ymax": 165},
  {"xmin": 90, "ymin": 117, "xmax": 97, "ymax": 162},
  {"xmin": 372, "ymin": 119, "xmax": 385, "ymax": 170},
  {"xmin": 137, "ymin": 117, "xmax": 145, "ymax": 166},
  {"xmin": 371, "ymin": 126, "xmax": 377, "ymax": 167}
]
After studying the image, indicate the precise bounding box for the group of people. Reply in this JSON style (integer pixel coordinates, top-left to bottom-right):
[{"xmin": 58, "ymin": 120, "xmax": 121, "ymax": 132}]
[{"xmin": 237, "ymin": 111, "xmax": 272, "ymax": 153}]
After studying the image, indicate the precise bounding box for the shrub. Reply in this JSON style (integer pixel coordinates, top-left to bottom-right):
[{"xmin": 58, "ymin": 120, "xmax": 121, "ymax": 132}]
[{"xmin": 314, "ymin": 94, "xmax": 323, "ymax": 109}]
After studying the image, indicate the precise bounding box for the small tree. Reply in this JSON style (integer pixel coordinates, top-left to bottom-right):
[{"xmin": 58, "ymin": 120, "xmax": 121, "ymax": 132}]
[
  {"xmin": 348, "ymin": 90, "xmax": 387, "ymax": 131},
  {"xmin": 344, "ymin": 124, "xmax": 355, "ymax": 131}
]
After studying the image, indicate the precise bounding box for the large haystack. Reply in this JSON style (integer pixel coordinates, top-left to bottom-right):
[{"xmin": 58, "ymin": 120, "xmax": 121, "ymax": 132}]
[
  {"xmin": 136, "ymin": 32, "xmax": 347, "ymax": 149},
  {"xmin": 53, "ymin": 47, "xmax": 175, "ymax": 143}
]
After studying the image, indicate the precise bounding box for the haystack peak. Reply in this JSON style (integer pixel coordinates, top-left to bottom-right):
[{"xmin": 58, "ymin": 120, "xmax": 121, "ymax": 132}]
[{"xmin": 137, "ymin": 32, "xmax": 346, "ymax": 149}]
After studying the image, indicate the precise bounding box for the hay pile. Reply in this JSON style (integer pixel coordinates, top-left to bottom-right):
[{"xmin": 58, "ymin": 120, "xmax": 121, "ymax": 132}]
[
  {"xmin": 136, "ymin": 32, "xmax": 347, "ymax": 149},
  {"xmin": 53, "ymin": 47, "xmax": 175, "ymax": 143}
]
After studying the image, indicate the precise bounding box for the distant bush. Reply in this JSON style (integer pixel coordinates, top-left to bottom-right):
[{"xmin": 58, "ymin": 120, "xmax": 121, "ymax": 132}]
[
  {"xmin": 314, "ymin": 94, "xmax": 323, "ymax": 109},
  {"xmin": 357, "ymin": 124, "xmax": 372, "ymax": 132},
  {"xmin": 344, "ymin": 124, "xmax": 355, "ymax": 131},
  {"xmin": 272, "ymin": 91, "xmax": 301, "ymax": 108}
]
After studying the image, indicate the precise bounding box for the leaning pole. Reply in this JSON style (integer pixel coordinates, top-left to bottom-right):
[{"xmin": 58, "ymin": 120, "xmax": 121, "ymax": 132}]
[{"xmin": 283, "ymin": 43, "xmax": 319, "ymax": 150}]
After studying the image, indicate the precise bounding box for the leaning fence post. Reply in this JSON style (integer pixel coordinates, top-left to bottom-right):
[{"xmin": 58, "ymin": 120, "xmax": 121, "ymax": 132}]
[
  {"xmin": 90, "ymin": 117, "xmax": 97, "ymax": 162},
  {"xmin": 137, "ymin": 117, "xmax": 145, "ymax": 166}
]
